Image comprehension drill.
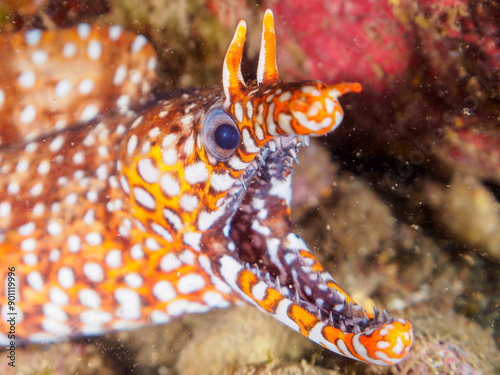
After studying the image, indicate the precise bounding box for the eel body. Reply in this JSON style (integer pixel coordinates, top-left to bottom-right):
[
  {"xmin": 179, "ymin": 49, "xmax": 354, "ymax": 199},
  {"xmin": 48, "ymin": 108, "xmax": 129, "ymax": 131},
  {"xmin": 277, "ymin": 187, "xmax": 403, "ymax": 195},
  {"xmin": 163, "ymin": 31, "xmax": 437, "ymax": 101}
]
[{"xmin": 0, "ymin": 10, "xmax": 412, "ymax": 365}]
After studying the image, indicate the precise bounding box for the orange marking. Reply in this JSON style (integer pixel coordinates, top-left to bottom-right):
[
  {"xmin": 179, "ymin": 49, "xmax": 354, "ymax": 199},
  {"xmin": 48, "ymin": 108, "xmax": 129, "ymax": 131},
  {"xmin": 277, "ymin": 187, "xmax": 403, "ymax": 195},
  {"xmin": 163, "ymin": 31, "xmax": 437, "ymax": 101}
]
[
  {"xmin": 237, "ymin": 270, "xmax": 283, "ymax": 313},
  {"xmin": 287, "ymin": 304, "xmax": 319, "ymax": 336},
  {"xmin": 358, "ymin": 320, "xmax": 413, "ymax": 362}
]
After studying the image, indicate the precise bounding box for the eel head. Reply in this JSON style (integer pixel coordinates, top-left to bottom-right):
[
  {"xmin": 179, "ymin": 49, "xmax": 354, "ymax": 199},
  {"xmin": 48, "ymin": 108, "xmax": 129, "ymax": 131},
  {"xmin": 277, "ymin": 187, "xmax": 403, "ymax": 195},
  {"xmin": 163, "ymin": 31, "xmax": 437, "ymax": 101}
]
[{"xmin": 120, "ymin": 9, "xmax": 412, "ymax": 365}]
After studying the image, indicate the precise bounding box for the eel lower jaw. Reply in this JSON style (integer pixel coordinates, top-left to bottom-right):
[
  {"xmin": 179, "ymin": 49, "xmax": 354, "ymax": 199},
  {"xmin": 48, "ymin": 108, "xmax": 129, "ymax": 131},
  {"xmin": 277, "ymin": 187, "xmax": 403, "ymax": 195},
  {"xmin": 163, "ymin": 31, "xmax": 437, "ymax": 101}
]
[
  {"xmin": 223, "ymin": 135, "xmax": 395, "ymax": 335},
  {"xmin": 216, "ymin": 134, "xmax": 413, "ymax": 364},
  {"xmin": 240, "ymin": 248, "xmax": 396, "ymax": 335},
  {"xmin": 217, "ymin": 246, "xmax": 413, "ymax": 365}
]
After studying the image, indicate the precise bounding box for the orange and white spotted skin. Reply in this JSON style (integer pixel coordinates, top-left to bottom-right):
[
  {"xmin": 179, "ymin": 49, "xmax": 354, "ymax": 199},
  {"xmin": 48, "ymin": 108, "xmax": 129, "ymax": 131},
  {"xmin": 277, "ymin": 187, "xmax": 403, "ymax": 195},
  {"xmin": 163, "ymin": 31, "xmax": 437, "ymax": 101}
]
[
  {"xmin": 0, "ymin": 24, "xmax": 157, "ymax": 146},
  {"xmin": 0, "ymin": 10, "xmax": 412, "ymax": 365}
]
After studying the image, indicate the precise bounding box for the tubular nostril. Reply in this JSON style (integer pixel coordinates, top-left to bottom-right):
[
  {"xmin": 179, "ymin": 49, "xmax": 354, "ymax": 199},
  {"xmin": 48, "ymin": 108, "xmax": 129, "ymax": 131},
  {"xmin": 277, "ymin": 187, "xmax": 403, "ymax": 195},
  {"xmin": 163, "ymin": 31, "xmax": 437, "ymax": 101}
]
[{"xmin": 324, "ymin": 82, "xmax": 362, "ymax": 99}]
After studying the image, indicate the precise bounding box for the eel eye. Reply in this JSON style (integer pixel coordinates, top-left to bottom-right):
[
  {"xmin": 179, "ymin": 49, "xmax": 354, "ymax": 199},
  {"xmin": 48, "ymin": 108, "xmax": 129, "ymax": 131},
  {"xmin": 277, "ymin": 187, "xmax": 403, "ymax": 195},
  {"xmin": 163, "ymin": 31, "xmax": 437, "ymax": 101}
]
[
  {"xmin": 214, "ymin": 124, "xmax": 239, "ymax": 150},
  {"xmin": 201, "ymin": 104, "xmax": 240, "ymax": 161}
]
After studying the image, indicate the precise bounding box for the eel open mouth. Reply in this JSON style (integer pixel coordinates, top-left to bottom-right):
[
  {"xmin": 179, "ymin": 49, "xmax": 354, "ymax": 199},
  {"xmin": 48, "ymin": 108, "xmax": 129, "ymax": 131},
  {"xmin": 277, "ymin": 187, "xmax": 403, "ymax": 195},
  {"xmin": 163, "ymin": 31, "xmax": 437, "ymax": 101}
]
[
  {"xmin": 209, "ymin": 8, "xmax": 412, "ymax": 365},
  {"xmin": 218, "ymin": 135, "xmax": 413, "ymax": 365}
]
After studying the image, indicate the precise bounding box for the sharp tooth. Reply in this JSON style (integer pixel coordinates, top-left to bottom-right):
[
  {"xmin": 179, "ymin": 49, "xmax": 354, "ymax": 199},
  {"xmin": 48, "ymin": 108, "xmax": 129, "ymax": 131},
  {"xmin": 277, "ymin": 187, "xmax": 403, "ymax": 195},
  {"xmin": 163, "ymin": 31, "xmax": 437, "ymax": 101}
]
[
  {"xmin": 239, "ymin": 177, "xmax": 247, "ymax": 189},
  {"xmin": 349, "ymin": 301, "xmax": 355, "ymax": 316},
  {"xmin": 331, "ymin": 288, "xmax": 341, "ymax": 302},
  {"xmin": 353, "ymin": 303, "xmax": 362, "ymax": 316},
  {"xmin": 295, "ymin": 289, "xmax": 301, "ymax": 303},
  {"xmin": 341, "ymin": 301, "xmax": 356, "ymax": 317},
  {"xmin": 265, "ymin": 272, "xmax": 271, "ymax": 283},
  {"xmin": 329, "ymin": 311, "xmax": 334, "ymax": 323},
  {"xmin": 342, "ymin": 301, "xmax": 348, "ymax": 314},
  {"xmin": 275, "ymin": 277, "xmax": 281, "ymax": 290},
  {"xmin": 361, "ymin": 310, "xmax": 368, "ymax": 321},
  {"xmin": 383, "ymin": 309, "xmax": 391, "ymax": 321},
  {"xmin": 339, "ymin": 315, "xmax": 347, "ymax": 331},
  {"xmin": 275, "ymin": 137, "xmax": 282, "ymax": 151},
  {"xmin": 316, "ymin": 270, "xmax": 323, "ymax": 282},
  {"xmin": 253, "ymin": 265, "xmax": 260, "ymax": 276},
  {"xmin": 268, "ymin": 140, "xmax": 276, "ymax": 152},
  {"xmin": 317, "ymin": 309, "xmax": 323, "ymax": 321},
  {"xmin": 354, "ymin": 321, "xmax": 360, "ymax": 333},
  {"xmin": 373, "ymin": 306, "xmax": 384, "ymax": 323}
]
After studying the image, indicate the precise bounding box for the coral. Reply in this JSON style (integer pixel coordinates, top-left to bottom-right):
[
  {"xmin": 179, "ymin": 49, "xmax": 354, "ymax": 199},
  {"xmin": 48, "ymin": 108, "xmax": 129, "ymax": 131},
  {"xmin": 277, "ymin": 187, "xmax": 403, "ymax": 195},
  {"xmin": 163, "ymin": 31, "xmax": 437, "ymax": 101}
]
[
  {"xmin": 413, "ymin": 0, "xmax": 500, "ymax": 75},
  {"xmin": 265, "ymin": 0, "xmax": 500, "ymax": 187},
  {"xmin": 0, "ymin": 0, "xmax": 109, "ymax": 30},
  {"xmin": 0, "ymin": 340, "xmax": 115, "ymax": 375},
  {"xmin": 425, "ymin": 173, "xmax": 500, "ymax": 261},
  {"xmin": 174, "ymin": 308, "xmax": 315, "ymax": 375},
  {"xmin": 229, "ymin": 360, "xmax": 339, "ymax": 375},
  {"xmin": 436, "ymin": 124, "xmax": 500, "ymax": 183},
  {"xmin": 265, "ymin": 0, "xmax": 412, "ymax": 92},
  {"xmin": 102, "ymin": 0, "xmax": 230, "ymax": 89}
]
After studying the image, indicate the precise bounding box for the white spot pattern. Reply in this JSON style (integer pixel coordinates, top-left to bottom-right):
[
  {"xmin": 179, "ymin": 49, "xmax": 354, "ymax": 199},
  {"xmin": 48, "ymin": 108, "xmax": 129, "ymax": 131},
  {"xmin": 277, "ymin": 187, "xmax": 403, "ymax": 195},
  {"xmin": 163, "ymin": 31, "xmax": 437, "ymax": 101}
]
[
  {"xmin": 133, "ymin": 187, "xmax": 156, "ymax": 210},
  {"xmin": 131, "ymin": 35, "xmax": 147, "ymax": 54},
  {"xmin": 160, "ymin": 173, "xmax": 180, "ymax": 197},
  {"xmin": 153, "ymin": 281, "xmax": 176, "ymax": 302},
  {"xmin": 160, "ymin": 253, "xmax": 182, "ymax": 272},
  {"xmin": 58, "ymin": 267, "xmax": 75, "ymax": 289},
  {"xmin": 32, "ymin": 50, "xmax": 48, "ymax": 65},
  {"xmin": 87, "ymin": 40, "xmax": 102, "ymax": 60},
  {"xmin": 83, "ymin": 263, "xmax": 104, "ymax": 282},
  {"xmin": 55, "ymin": 80, "xmax": 72, "ymax": 98},
  {"xmin": 106, "ymin": 250, "xmax": 122, "ymax": 268},
  {"xmin": 20, "ymin": 105, "xmax": 36, "ymax": 124},
  {"xmin": 18, "ymin": 71, "xmax": 36, "ymax": 88},
  {"xmin": 78, "ymin": 79, "xmax": 94, "ymax": 95},
  {"xmin": 184, "ymin": 162, "xmax": 209, "ymax": 185},
  {"xmin": 177, "ymin": 274, "xmax": 206, "ymax": 294},
  {"xmin": 137, "ymin": 158, "xmax": 159, "ymax": 184},
  {"xmin": 179, "ymin": 195, "xmax": 198, "ymax": 212}
]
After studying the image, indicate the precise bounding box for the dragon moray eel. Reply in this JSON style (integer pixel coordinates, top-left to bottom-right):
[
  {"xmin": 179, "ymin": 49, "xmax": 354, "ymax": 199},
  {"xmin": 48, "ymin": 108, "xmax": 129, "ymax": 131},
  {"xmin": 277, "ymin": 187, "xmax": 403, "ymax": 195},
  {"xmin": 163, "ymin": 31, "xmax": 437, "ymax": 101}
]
[{"xmin": 0, "ymin": 10, "xmax": 412, "ymax": 365}]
